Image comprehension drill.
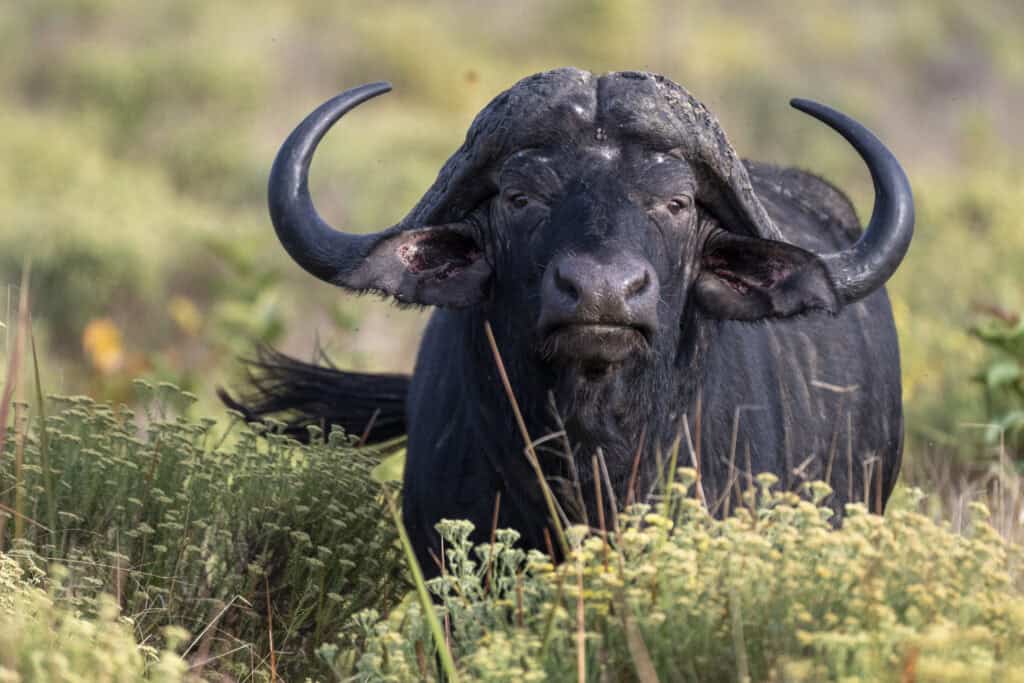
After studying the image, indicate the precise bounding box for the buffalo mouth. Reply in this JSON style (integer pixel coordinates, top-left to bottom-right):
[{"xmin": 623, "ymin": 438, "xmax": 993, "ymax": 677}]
[{"xmin": 540, "ymin": 322, "xmax": 650, "ymax": 370}]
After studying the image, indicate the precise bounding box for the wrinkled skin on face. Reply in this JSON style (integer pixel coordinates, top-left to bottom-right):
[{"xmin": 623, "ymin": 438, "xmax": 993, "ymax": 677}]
[
  {"xmin": 484, "ymin": 145, "xmax": 700, "ymax": 474},
  {"xmin": 457, "ymin": 142, "xmax": 841, "ymax": 518}
]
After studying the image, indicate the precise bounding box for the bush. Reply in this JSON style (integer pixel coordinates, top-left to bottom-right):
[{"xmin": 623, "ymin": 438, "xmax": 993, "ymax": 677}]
[
  {"xmin": 1, "ymin": 384, "xmax": 406, "ymax": 679},
  {"xmin": 0, "ymin": 553, "xmax": 187, "ymax": 681},
  {"xmin": 332, "ymin": 477, "xmax": 1024, "ymax": 682},
  {"xmin": 973, "ymin": 308, "xmax": 1024, "ymax": 457},
  {"xmin": 3, "ymin": 387, "xmax": 1024, "ymax": 680}
]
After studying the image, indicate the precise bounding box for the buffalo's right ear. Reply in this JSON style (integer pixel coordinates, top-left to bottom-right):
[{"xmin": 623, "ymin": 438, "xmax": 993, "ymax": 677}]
[
  {"xmin": 350, "ymin": 224, "xmax": 492, "ymax": 307},
  {"xmin": 694, "ymin": 231, "xmax": 839, "ymax": 320}
]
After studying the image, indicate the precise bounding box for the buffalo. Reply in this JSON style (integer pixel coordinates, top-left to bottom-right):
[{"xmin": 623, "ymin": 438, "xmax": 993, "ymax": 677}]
[{"xmin": 223, "ymin": 68, "xmax": 913, "ymax": 575}]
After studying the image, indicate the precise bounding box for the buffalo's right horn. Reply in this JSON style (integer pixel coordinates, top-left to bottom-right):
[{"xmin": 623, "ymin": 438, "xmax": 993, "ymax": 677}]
[
  {"xmin": 269, "ymin": 83, "xmax": 494, "ymax": 307},
  {"xmin": 267, "ymin": 82, "xmax": 401, "ymax": 287}
]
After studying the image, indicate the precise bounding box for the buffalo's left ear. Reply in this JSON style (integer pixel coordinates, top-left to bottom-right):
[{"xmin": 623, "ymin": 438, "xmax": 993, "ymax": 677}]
[
  {"xmin": 352, "ymin": 224, "xmax": 492, "ymax": 307},
  {"xmin": 694, "ymin": 231, "xmax": 839, "ymax": 320}
]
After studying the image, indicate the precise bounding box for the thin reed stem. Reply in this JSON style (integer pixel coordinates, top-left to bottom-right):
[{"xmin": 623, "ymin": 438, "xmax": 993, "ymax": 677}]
[{"xmin": 484, "ymin": 320, "xmax": 569, "ymax": 559}]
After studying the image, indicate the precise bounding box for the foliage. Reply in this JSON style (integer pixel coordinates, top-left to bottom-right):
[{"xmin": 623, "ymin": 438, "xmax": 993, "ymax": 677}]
[
  {"xmin": 335, "ymin": 477, "xmax": 1024, "ymax": 682},
  {"xmin": 0, "ymin": 384, "xmax": 406, "ymax": 679},
  {"xmin": 972, "ymin": 308, "xmax": 1024, "ymax": 457},
  {"xmin": 3, "ymin": 385, "xmax": 1024, "ymax": 680},
  {"xmin": 0, "ymin": 553, "xmax": 188, "ymax": 682}
]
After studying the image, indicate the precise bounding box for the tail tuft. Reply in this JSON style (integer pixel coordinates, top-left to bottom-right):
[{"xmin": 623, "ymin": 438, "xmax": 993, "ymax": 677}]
[{"xmin": 218, "ymin": 346, "xmax": 409, "ymax": 445}]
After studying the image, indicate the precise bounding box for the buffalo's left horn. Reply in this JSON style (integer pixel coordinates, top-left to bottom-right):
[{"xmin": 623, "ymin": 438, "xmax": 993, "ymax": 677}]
[
  {"xmin": 791, "ymin": 99, "xmax": 915, "ymax": 304},
  {"xmin": 267, "ymin": 81, "xmax": 400, "ymax": 286}
]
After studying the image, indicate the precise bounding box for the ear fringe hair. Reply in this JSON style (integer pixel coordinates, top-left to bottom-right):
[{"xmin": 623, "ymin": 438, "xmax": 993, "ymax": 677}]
[{"xmin": 218, "ymin": 346, "xmax": 409, "ymax": 446}]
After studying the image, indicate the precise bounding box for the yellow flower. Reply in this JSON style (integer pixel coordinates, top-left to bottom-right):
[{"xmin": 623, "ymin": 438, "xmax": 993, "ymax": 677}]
[
  {"xmin": 82, "ymin": 317, "xmax": 124, "ymax": 374},
  {"xmin": 168, "ymin": 295, "xmax": 203, "ymax": 336}
]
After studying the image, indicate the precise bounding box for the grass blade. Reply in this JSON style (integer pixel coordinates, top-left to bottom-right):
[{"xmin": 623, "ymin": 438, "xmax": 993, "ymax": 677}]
[
  {"xmin": 2, "ymin": 263, "xmax": 31, "ymax": 543},
  {"xmin": 385, "ymin": 491, "xmax": 460, "ymax": 682},
  {"xmin": 576, "ymin": 550, "xmax": 585, "ymax": 683},
  {"xmin": 484, "ymin": 320, "xmax": 569, "ymax": 559},
  {"xmin": 30, "ymin": 323, "xmax": 58, "ymax": 544}
]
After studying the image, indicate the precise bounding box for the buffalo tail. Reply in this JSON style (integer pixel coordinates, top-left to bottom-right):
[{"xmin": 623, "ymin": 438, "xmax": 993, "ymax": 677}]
[{"xmin": 217, "ymin": 346, "xmax": 408, "ymax": 446}]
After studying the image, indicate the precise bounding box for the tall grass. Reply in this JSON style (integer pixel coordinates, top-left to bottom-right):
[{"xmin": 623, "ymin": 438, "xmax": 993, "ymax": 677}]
[
  {"xmin": 0, "ymin": 554, "xmax": 188, "ymax": 681},
  {"xmin": 1, "ymin": 359, "xmax": 407, "ymax": 679},
  {"xmin": 334, "ymin": 477, "xmax": 1024, "ymax": 682},
  {"xmin": 3, "ymin": 380, "xmax": 1023, "ymax": 680}
]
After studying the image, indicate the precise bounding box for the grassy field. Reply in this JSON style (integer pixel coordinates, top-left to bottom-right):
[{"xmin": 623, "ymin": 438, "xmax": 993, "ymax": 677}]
[
  {"xmin": 3, "ymin": 389, "xmax": 1022, "ymax": 680},
  {"xmin": 2, "ymin": 1, "xmax": 1024, "ymax": 680}
]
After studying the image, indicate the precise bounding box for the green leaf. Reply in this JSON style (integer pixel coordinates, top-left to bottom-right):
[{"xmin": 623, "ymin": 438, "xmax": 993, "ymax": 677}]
[
  {"xmin": 999, "ymin": 410, "xmax": 1024, "ymax": 435},
  {"xmin": 985, "ymin": 359, "xmax": 1021, "ymax": 389},
  {"xmin": 986, "ymin": 410, "xmax": 1024, "ymax": 444},
  {"xmin": 371, "ymin": 449, "xmax": 406, "ymax": 484},
  {"xmin": 972, "ymin": 318, "xmax": 1024, "ymax": 357}
]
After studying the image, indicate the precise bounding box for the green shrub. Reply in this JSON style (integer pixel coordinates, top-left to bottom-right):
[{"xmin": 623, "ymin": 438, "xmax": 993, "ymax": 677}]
[
  {"xmin": 972, "ymin": 308, "xmax": 1024, "ymax": 456},
  {"xmin": 0, "ymin": 552, "xmax": 188, "ymax": 681},
  {"xmin": 332, "ymin": 477, "xmax": 1024, "ymax": 682},
  {"xmin": 1, "ymin": 384, "xmax": 407, "ymax": 679},
  {"xmin": 4, "ymin": 387, "xmax": 1024, "ymax": 680}
]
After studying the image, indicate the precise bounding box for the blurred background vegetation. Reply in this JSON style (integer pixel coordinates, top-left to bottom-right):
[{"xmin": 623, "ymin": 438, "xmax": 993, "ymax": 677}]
[{"xmin": 2, "ymin": 0, "xmax": 1023, "ymax": 463}]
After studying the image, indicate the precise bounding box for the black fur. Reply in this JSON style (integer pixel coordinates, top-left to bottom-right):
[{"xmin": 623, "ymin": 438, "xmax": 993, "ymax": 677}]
[
  {"xmin": 227, "ymin": 162, "xmax": 904, "ymax": 576},
  {"xmin": 219, "ymin": 347, "xmax": 407, "ymax": 445}
]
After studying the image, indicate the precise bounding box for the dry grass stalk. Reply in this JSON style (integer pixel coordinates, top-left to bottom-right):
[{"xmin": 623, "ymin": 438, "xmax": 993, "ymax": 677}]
[
  {"xmin": 1, "ymin": 265, "xmax": 31, "ymax": 544},
  {"xmin": 486, "ymin": 491, "xmax": 501, "ymax": 595},
  {"xmin": 575, "ymin": 548, "xmax": 585, "ymax": 683},
  {"xmin": 625, "ymin": 426, "xmax": 646, "ymax": 507},
  {"xmin": 484, "ymin": 320, "xmax": 569, "ymax": 558},
  {"xmin": 592, "ymin": 455, "xmax": 609, "ymax": 572},
  {"xmin": 266, "ymin": 574, "xmax": 277, "ymax": 683}
]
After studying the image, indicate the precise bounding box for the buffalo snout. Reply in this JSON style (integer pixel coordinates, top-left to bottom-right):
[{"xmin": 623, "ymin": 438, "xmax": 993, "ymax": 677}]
[{"xmin": 538, "ymin": 253, "xmax": 659, "ymax": 363}]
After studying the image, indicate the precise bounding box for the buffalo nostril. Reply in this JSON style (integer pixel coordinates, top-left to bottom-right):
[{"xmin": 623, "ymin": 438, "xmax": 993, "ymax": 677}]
[
  {"xmin": 623, "ymin": 269, "xmax": 651, "ymax": 300},
  {"xmin": 554, "ymin": 265, "xmax": 580, "ymax": 302}
]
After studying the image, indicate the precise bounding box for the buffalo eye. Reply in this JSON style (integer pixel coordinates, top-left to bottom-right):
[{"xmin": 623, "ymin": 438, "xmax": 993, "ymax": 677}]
[
  {"xmin": 506, "ymin": 191, "xmax": 531, "ymax": 210},
  {"xmin": 666, "ymin": 197, "xmax": 692, "ymax": 216}
]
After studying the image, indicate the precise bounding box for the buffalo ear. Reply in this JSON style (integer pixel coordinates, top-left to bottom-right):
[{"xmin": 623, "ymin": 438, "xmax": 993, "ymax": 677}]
[
  {"xmin": 694, "ymin": 232, "xmax": 839, "ymax": 320},
  {"xmin": 355, "ymin": 224, "xmax": 491, "ymax": 307}
]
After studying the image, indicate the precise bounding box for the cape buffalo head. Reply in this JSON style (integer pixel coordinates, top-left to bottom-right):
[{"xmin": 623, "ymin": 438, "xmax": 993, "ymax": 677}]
[{"xmin": 268, "ymin": 68, "xmax": 911, "ymax": 437}]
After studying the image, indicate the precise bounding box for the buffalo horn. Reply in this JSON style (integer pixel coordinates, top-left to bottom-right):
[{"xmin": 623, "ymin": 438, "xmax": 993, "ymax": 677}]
[
  {"xmin": 267, "ymin": 81, "xmax": 401, "ymax": 287},
  {"xmin": 791, "ymin": 99, "xmax": 915, "ymax": 304}
]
